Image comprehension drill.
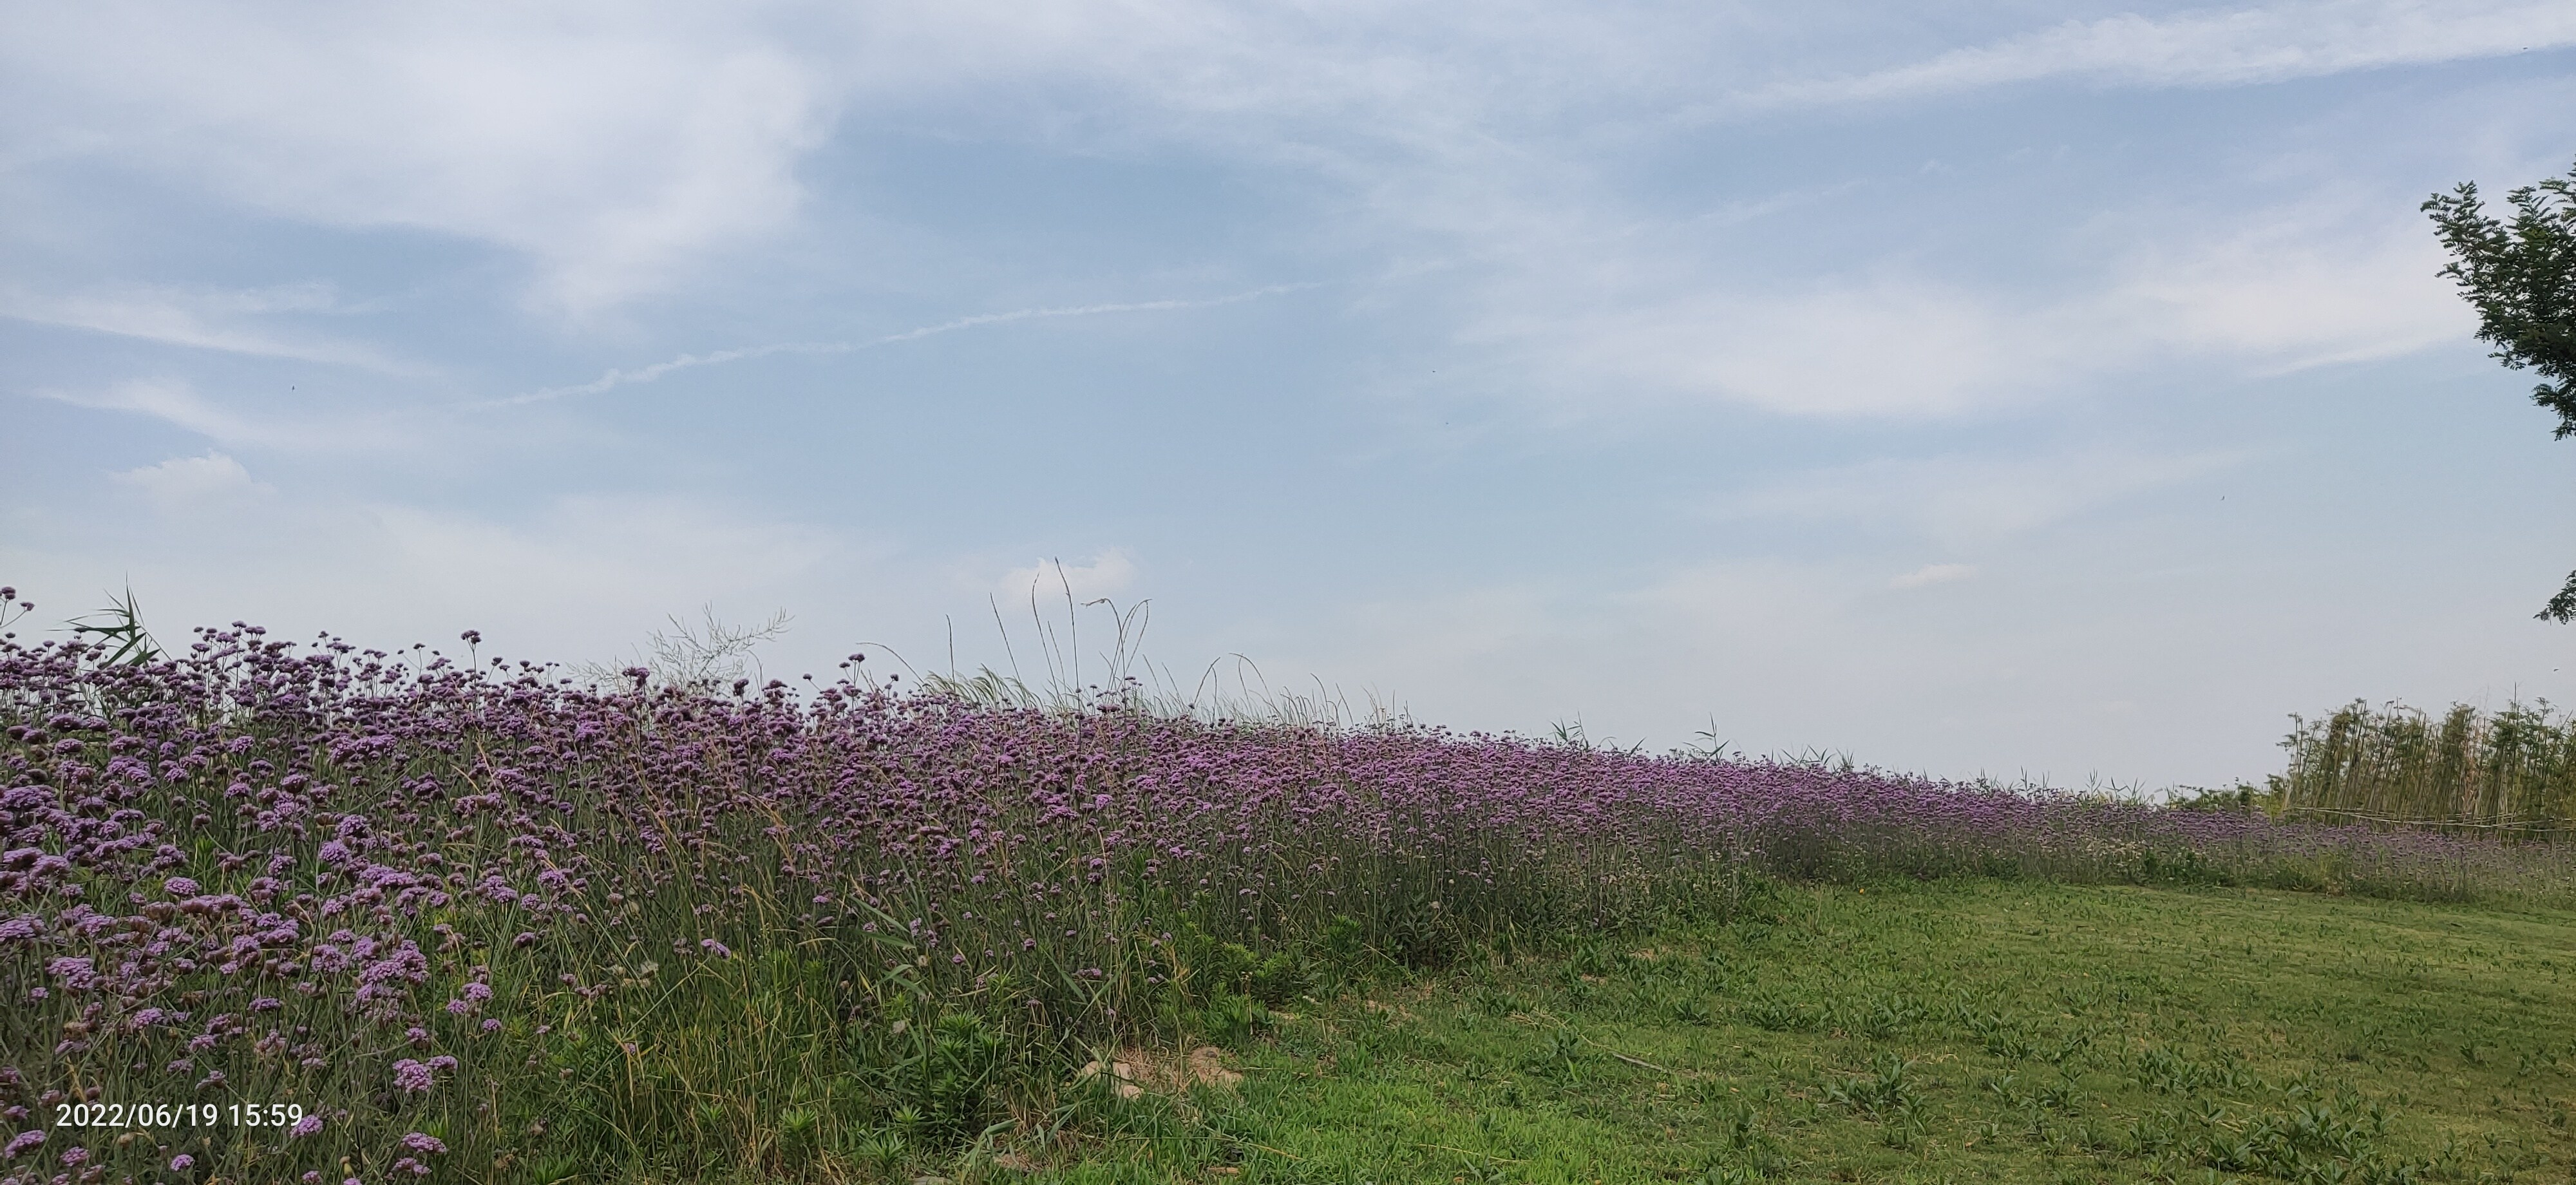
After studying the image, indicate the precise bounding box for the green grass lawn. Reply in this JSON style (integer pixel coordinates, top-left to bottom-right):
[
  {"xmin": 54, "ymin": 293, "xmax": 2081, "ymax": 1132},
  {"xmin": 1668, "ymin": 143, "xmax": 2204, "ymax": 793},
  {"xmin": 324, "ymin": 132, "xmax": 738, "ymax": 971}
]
[{"xmin": 1028, "ymin": 879, "xmax": 2576, "ymax": 1184}]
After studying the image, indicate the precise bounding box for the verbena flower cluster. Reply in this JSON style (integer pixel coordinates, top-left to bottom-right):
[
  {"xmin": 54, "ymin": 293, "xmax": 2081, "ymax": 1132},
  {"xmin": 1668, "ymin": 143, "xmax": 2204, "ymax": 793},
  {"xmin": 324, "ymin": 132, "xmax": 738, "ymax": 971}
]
[{"xmin": 0, "ymin": 606, "xmax": 2561, "ymax": 1180}]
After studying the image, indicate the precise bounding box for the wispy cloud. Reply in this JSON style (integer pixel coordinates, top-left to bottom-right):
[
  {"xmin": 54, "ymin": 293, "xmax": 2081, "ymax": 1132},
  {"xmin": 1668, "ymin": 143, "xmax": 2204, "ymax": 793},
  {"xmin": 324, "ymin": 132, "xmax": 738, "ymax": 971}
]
[
  {"xmin": 1489, "ymin": 276, "xmax": 2074, "ymax": 418},
  {"xmin": 1452, "ymin": 187, "xmax": 2475, "ymax": 419},
  {"xmin": 3, "ymin": 488, "xmax": 853, "ymax": 666},
  {"xmin": 33, "ymin": 377, "xmax": 409, "ymax": 452},
  {"xmin": 2100, "ymin": 202, "xmax": 2473, "ymax": 370},
  {"xmin": 37, "ymin": 378, "xmax": 267, "ymax": 443},
  {"xmin": 0, "ymin": 3, "xmax": 1756, "ymax": 319},
  {"xmin": 368, "ymin": 496, "xmax": 840, "ymax": 618},
  {"xmin": 996, "ymin": 551, "xmax": 1138, "ymax": 606},
  {"xmin": 0, "ymin": 283, "xmax": 407, "ymax": 371},
  {"xmin": 491, "ymin": 283, "xmax": 1318, "ymax": 406},
  {"xmin": 1746, "ymin": 0, "xmax": 2576, "ymax": 108},
  {"xmin": 1, "ymin": 8, "xmax": 837, "ymax": 316},
  {"xmin": 1714, "ymin": 449, "xmax": 2250, "ymax": 547},
  {"xmin": 109, "ymin": 452, "xmax": 274, "ymax": 513},
  {"xmin": 1892, "ymin": 563, "xmax": 1976, "ymax": 589}
]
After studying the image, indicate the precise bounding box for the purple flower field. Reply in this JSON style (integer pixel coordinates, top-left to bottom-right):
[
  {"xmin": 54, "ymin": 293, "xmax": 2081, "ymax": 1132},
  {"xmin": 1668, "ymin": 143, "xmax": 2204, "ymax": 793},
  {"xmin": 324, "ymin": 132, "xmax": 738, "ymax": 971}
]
[{"xmin": 3, "ymin": 596, "xmax": 2568, "ymax": 1181}]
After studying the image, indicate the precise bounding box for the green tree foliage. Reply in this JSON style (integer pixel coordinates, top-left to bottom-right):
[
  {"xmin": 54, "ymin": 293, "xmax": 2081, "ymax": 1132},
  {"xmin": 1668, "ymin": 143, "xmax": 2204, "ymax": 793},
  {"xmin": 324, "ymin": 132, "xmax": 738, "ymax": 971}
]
[{"xmin": 2426, "ymin": 160, "xmax": 2576, "ymax": 619}]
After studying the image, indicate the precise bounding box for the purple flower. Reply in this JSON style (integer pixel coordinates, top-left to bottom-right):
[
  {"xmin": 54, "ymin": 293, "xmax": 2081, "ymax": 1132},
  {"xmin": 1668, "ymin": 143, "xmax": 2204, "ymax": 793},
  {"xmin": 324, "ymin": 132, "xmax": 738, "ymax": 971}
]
[
  {"xmin": 361, "ymin": 944, "xmax": 429, "ymax": 987},
  {"xmin": 61, "ymin": 1146, "xmax": 88, "ymax": 1166},
  {"xmin": 43, "ymin": 957, "xmax": 95, "ymax": 991},
  {"xmin": 401, "ymin": 1132, "xmax": 446, "ymax": 1154},
  {"xmin": 290, "ymin": 1114, "xmax": 325, "ymax": 1138},
  {"xmin": 0, "ymin": 598, "xmax": 2550, "ymax": 1171},
  {"xmin": 170, "ymin": 1153, "xmax": 194, "ymax": 1170},
  {"xmin": 2, "ymin": 1129, "xmax": 41, "ymax": 1158}
]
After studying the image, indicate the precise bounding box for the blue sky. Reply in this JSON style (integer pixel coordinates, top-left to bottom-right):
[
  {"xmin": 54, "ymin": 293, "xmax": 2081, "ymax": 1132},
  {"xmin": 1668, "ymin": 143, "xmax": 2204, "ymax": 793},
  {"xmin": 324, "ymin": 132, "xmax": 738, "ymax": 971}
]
[{"xmin": 6, "ymin": 1, "xmax": 2575, "ymax": 788}]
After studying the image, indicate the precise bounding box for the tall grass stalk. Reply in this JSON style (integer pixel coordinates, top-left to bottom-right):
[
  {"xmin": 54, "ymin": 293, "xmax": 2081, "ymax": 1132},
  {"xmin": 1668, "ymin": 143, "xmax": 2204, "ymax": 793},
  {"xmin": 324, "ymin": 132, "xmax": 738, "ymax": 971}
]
[{"xmin": 2277, "ymin": 700, "xmax": 2576, "ymax": 836}]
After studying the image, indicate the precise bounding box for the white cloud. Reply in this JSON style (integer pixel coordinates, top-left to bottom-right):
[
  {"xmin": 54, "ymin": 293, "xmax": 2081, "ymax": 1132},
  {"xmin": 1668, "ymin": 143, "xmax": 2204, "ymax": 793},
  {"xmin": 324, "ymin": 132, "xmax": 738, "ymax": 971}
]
[
  {"xmin": 2103, "ymin": 205, "xmax": 2474, "ymax": 370},
  {"xmin": 367, "ymin": 497, "xmax": 838, "ymax": 625},
  {"xmin": 497, "ymin": 284, "xmax": 1315, "ymax": 406},
  {"xmin": 0, "ymin": 3, "xmax": 1657, "ymax": 317},
  {"xmin": 1892, "ymin": 562, "xmax": 1976, "ymax": 589},
  {"xmin": 1751, "ymin": 0, "xmax": 2576, "ymax": 108},
  {"xmin": 1454, "ymin": 189, "xmax": 2478, "ymax": 419},
  {"xmin": 996, "ymin": 551, "xmax": 1138, "ymax": 606},
  {"xmin": 1506, "ymin": 276, "xmax": 2075, "ymax": 417},
  {"xmin": 33, "ymin": 377, "xmax": 410, "ymax": 453},
  {"xmin": 108, "ymin": 452, "xmax": 272, "ymax": 513},
  {"xmin": 1, "ymin": 1, "xmax": 2513, "ymax": 368},
  {"xmin": 3, "ymin": 6, "xmax": 835, "ymax": 315},
  {"xmin": 1, "ymin": 489, "xmax": 856, "ymax": 668},
  {"xmin": 1338, "ymin": 583, "xmax": 1570, "ymax": 667},
  {"xmin": 1716, "ymin": 449, "xmax": 2248, "ymax": 547},
  {"xmin": 1621, "ymin": 558, "xmax": 1857, "ymax": 644},
  {"xmin": 0, "ymin": 283, "xmax": 404, "ymax": 370},
  {"xmin": 41, "ymin": 378, "xmax": 267, "ymax": 444},
  {"xmin": 1269, "ymin": 522, "xmax": 2576, "ymax": 786}
]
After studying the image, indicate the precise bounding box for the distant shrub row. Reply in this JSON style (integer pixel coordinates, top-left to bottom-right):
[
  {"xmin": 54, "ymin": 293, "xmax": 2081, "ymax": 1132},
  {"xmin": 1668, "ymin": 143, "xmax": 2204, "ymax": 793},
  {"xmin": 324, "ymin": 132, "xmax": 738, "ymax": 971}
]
[{"xmin": 2272, "ymin": 699, "xmax": 2576, "ymax": 837}]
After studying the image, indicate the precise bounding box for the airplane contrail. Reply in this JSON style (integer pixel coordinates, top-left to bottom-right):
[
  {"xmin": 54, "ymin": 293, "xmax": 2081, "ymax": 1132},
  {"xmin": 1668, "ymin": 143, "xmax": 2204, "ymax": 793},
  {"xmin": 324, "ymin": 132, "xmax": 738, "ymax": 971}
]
[{"xmin": 486, "ymin": 283, "xmax": 1319, "ymax": 408}]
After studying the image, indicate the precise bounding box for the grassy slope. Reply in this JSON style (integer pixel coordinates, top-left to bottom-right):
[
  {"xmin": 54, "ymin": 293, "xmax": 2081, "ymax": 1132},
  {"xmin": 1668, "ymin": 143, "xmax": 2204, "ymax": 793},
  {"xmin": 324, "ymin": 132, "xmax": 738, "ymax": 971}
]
[{"xmin": 1039, "ymin": 880, "xmax": 2576, "ymax": 1184}]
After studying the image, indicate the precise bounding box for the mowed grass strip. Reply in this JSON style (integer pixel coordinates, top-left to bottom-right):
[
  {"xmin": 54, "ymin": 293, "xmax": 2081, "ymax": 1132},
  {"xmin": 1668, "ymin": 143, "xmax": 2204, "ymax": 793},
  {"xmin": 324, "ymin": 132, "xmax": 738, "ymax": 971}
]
[{"xmin": 1043, "ymin": 880, "xmax": 2576, "ymax": 1184}]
